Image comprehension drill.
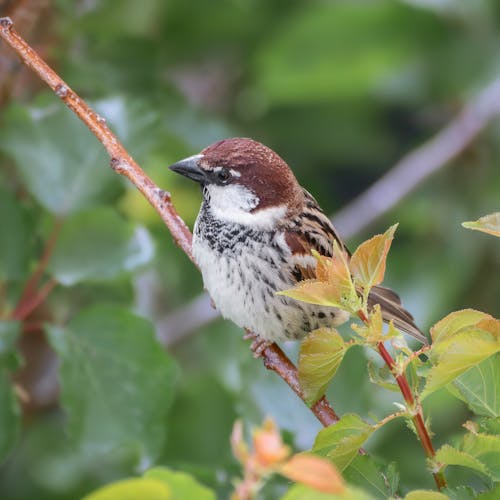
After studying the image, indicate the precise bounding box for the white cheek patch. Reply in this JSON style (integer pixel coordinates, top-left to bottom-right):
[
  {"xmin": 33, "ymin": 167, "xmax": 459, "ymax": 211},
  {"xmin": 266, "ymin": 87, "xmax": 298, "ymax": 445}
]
[{"xmin": 205, "ymin": 184, "xmax": 286, "ymax": 229}]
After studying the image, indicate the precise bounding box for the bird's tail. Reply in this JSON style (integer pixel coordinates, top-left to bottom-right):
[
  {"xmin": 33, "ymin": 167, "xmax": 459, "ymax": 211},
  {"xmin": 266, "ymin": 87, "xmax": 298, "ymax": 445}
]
[{"xmin": 368, "ymin": 285, "xmax": 428, "ymax": 344}]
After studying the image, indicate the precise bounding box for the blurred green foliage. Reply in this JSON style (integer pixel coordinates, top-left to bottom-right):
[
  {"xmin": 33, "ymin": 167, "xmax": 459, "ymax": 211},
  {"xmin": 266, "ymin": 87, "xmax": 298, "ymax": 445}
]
[{"xmin": 0, "ymin": 0, "xmax": 499, "ymax": 498}]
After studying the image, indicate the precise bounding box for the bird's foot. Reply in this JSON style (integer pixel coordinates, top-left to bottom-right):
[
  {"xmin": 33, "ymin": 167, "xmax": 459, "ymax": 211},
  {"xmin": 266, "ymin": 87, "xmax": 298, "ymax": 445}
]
[{"xmin": 243, "ymin": 330, "xmax": 271, "ymax": 358}]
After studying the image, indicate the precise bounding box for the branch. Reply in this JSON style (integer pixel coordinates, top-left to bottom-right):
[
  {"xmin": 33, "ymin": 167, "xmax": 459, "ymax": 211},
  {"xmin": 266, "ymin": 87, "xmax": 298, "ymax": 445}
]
[
  {"xmin": 0, "ymin": 17, "xmax": 339, "ymax": 428},
  {"xmin": 332, "ymin": 75, "xmax": 500, "ymax": 238}
]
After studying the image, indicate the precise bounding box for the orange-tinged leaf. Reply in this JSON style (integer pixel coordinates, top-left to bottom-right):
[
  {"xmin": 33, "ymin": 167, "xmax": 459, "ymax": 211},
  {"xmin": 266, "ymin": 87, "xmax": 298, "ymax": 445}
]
[
  {"xmin": 313, "ymin": 251, "xmax": 331, "ymax": 282},
  {"xmin": 281, "ymin": 243, "xmax": 360, "ymax": 312},
  {"xmin": 253, "ymin": 418, "xmax": 290, "ymax": 467},
  {"xmin": 462, "ymin": 212, "xmax": 500, "ymax": 237},
  {"xmin": 351, "ymin": 305, "xmax": 388, "ymax": 344},
  {"xmin": 350, "ymin": 224, "xmax": 398, "ymax": 291},
  {"xmin": 430, "ymin": 309, "xmax": 494, "ymax": 345},
  {"xmin": 280, "ymin": 453, "xmax": 345, "ymax": 494},
  {"xmin": 477, "ymin": 318, "xmax": 500, "ymax": 337}
]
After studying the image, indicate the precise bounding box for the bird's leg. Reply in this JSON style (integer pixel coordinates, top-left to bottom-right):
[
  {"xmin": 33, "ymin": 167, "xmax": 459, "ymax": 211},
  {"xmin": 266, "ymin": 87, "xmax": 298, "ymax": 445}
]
[{"xmin": 243, "ymin": 329, "xmax": 272, "ymax": 358}]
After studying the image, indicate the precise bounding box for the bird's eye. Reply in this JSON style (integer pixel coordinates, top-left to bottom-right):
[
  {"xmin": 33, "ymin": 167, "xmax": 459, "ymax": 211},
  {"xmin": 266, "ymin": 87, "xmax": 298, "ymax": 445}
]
[{"xmin": 217, "ymin": 168, "xmax": 231, "ymax": 184}]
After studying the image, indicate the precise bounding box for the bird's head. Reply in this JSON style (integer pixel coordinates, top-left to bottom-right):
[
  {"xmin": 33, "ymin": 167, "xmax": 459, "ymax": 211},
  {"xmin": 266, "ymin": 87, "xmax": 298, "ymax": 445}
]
[{"xmin": 169, "ymin": 138, "xmax": 303, "ymax": 228}]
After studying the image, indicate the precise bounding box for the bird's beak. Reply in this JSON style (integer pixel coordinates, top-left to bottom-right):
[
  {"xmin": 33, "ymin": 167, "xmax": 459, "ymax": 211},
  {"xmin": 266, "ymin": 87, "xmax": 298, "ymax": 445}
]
[{"xmin": 168, "ymin": 154, "xmax": 207, "ymax": 184}]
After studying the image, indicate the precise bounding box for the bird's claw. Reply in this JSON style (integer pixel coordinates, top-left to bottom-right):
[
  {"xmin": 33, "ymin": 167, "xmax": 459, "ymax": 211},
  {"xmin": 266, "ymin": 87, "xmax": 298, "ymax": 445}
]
[{"xmin": 243, "ymin": 330, "xmax": 271, "ymax": 358}]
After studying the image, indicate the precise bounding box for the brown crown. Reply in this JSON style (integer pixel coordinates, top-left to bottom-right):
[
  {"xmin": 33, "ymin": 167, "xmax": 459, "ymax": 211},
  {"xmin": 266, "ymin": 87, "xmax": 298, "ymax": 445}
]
[{"xmin": 201, "ymin": 138, "xmax": 303, "ymax": 212}]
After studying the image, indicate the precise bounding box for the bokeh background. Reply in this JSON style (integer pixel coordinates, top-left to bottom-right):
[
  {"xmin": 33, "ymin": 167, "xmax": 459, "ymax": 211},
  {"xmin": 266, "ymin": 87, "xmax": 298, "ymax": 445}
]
[{"xmin": 0, "ymin": 0, "xmax": 499, "ymax": 498}]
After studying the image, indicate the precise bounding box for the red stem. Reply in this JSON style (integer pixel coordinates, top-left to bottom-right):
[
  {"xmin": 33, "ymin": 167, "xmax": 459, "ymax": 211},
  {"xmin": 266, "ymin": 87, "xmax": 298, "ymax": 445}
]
[
  {"xmin": 377, "ymin": 341, "xmax": 446, "ymax": 489},
  {"xmin": 13, "ymin": 218, "xmax": 62, "ymax": 315},
  {"xmin": 12, "ymin": 278, "xmax": 57, "ymax": 321},
  {"xmin": 357, "ymin": 310, "xmax": 445, "ymax": 489}
]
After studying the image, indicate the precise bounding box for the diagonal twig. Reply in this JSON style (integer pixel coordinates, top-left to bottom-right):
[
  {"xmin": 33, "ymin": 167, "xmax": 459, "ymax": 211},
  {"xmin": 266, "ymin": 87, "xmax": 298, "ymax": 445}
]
[
  {"xmin": 332, "ymin": 75, "xmax": 500, "ymax": 238},
  {"xmin": 0, "ymin": 16, "xmax": 339, "ymax": 428}
]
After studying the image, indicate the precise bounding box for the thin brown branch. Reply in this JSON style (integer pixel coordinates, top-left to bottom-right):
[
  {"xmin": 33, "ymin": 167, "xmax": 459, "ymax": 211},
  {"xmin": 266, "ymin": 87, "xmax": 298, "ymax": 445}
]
[
  {"xmin": 332, "ymin": 75, "xmax": 500, "ymax": 238},
  {"xmin": 0, "ymin": 17, "xmax": 339, "ymax": 428}
]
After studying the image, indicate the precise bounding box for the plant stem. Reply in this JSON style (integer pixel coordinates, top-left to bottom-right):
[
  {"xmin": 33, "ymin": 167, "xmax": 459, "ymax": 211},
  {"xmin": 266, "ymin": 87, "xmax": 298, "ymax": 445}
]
[
  {"xmin": 357, "ymin": 309, "xmax": 446, "ymax": 489},
  {"xmin": 12, "ymin": 278, "xmax": 57, "ymax": 321},
  {"xmin": 0, "ymin": 17, "xmax": 342, "ymax": 429},
  {"xmin": 377, "ymin": 341, "xmax": 446, "ymax": 490},
  {"xmin": 11, "ymin": 218, "xmax": 62, "ymax": 320}
]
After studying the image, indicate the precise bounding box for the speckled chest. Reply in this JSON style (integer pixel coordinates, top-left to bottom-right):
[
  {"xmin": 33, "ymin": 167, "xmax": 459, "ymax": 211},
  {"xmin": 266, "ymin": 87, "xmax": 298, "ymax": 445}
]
[{"xmin": 192, "ymin": 203, "xmax": 345, "ymax": 342}]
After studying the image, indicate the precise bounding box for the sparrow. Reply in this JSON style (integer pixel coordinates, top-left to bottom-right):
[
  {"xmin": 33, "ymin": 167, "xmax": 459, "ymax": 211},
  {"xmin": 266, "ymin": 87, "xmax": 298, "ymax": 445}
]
[{"xmin": 169, "ymin": 138, "xmax": 427, "ymax": 346}]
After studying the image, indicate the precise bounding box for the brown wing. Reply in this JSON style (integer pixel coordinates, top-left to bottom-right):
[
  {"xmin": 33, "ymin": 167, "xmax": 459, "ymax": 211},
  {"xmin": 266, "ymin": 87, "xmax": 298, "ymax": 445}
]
[
  {"xmin": 368, "ymin": 285, "xmax": 428, "ymax": 344},
  {"xmin": 284, "ymin": 189, "xmax": 428, "ymax": 344},
  {"xmin": 285, "ymin": 189, "xmax": 345, "ymax": 281}
]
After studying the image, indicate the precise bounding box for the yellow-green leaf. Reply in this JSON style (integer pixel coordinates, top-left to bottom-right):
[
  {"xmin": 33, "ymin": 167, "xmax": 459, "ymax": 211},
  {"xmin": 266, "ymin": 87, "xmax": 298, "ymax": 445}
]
[
  {"xmin": 84, "ymin": 478, "xmax": 171, "ymax": 500},
  {"xmin": 279, "ymin": 280, "xmax": 346, "ymax": 308},
  {"xmin": 281, "ymin": 483, "xmax": 375, "ymax": 500},
  {"xmin": 350, "ymin": 224, "xmax": 397, "ymax": 292},
  {"xmin": 299, "ymin": 328, "xmax": 349, "ymax": 404},
  {"xmin": 433, "ymin": 444, "xmax": 489, "ymax": 478},
  {"xmin": 404, "ymin": 491, "xmax": 449, "ymax": 500},
  {"xmin": 144, "ymin": 467, "xmax": 216, "ymax": 500},
  {"xmin": 462, "ymin": 212, "xmax": 500, "ymax": 237},
  {"xmin": 451, "ymin": 355, "xmax": 500, "ymax": 417},
  {"xmin": 462, "ymin": 432, "xmax": 500, "ymax": 481},
  {"xmin": 422, "ymin": 329, "xmax": 500, "ymax": 399},
  {"xmin": 312, "ymin": 414, "xmax": 374, "ymax": 471},
  {"xmin": 430, "ymin": 309, "xmax": 494, "ymax": 345}
]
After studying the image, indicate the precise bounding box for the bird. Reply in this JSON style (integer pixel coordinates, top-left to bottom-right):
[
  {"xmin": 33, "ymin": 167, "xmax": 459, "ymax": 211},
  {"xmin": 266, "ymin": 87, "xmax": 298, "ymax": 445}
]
[{"xmin": 169, "ymin": 138, "xmax": 427, "ymax": 349}]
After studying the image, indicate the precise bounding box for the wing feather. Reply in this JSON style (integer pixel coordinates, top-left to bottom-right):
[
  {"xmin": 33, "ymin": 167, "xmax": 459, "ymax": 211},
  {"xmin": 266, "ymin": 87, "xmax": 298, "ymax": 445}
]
[{"xmin": 282, "ymin": 189, "xmax": 428, "ymax": 344}]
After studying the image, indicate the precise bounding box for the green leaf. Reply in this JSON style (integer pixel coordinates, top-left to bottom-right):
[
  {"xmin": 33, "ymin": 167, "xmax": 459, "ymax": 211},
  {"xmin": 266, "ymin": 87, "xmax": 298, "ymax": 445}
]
[
  {"xmin": 344, "ymin": 455, "xmax": 399, "ymax": 499},
  {"xmin": 462, "ymin": 212, "xmax": 500, "ymax": 237},
  {"xmin": 442, "ymin": 486, "xmax": 476, "ymax": 500},
  {"xmin": 84, "ymin": 478, "xmax": 171, "ymax": 500},
  {"xmin": 0, "ymin": 102, "xmax": 122, "ymax": 216},
  {"xmin": 478, "ymin": 417, "xmax": 500, "ymax": 435},
  {"xmin": 281, "ymin": 483, "xmax": 375, "ymax": 500},
  {"xmin": 403, "ymin": 492, "xmax": 449, "ymax": 500},
  {"xmin": 144, "ymin": 467, "xmax": 216, "ymax": 500},
  {"xmin": 430, "ymin": 309, "xmax": 493, "ymax": 345},
  {"xmin": 0, "ymin": 188, "xmax": 35, "ymax": 281},
  {"xmin": 367, "ymin": 361, "xmax": 399, "ymax": 392},
  {"xmin": 462, "ymin": 432, "xmax": 500, "ymax": 481},
  {"xmin": 421, "ymin": 329, "xmax": 500, "ymax": 400},
  {"xmin": 350, "ymin": 224, "xmax": 397, "ymax": 293},
  {"xmin": 450, "ymin": 355, "xmax": 500, "ymax": 417},
  {"xmin": 477, "ymin": 484, "xmax": 500, "ymax": 499},
  {"xmin": 48, "ymin": 208, "xmax": 154, "ymax": 285},
  {"xmin": 312, "ymin": 414, "xmax": 374, "ymax": 471},
  {"xmin": 46, "ymin": 306, "xmax": 176, "ymax": 463},
  {"xmin": 0, "ymin": 321, "xmax": 21, "ymax": 462},
  {"xmin": 299, "ymin": 328, "xmax": 349, "ymax": 405},
  {"xmin": 433, "ymin": 444, "xmax": 490, "ymax": 478}
]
